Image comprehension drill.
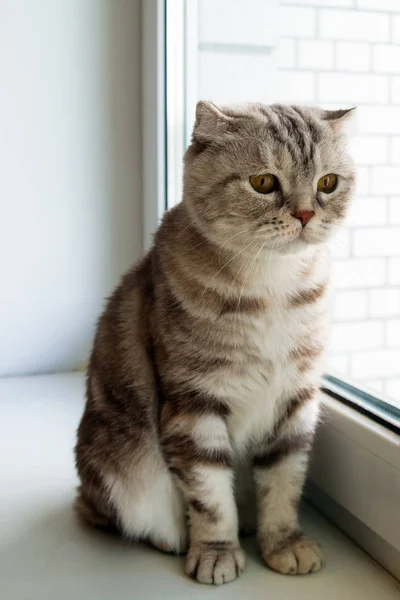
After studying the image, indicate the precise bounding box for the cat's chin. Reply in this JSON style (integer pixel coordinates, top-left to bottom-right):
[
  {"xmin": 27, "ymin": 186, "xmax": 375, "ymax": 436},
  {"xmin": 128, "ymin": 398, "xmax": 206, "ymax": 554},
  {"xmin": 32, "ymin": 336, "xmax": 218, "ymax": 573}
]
[{"xmin": 276, "ymin": 236, "xmax": 323, "ymax": 255}]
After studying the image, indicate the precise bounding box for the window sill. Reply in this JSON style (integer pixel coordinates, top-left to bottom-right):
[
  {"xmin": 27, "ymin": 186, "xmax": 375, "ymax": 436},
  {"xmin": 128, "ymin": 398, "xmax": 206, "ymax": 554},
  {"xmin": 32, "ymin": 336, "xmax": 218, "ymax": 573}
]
[{"xmin": 0, "ymin": 373, "xmax": 399, "ymax": 598}]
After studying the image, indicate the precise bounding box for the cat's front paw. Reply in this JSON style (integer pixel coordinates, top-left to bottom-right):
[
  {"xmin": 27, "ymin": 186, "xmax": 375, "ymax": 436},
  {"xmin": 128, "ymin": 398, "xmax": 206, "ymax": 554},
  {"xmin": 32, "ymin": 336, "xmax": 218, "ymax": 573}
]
[
  {"xmin": 185, "ymin": 543, "xmax": 245, "ymax": 585},
  {"xmin": 262, "ymin": 536, "xmax": 323, "ymax": 575}
]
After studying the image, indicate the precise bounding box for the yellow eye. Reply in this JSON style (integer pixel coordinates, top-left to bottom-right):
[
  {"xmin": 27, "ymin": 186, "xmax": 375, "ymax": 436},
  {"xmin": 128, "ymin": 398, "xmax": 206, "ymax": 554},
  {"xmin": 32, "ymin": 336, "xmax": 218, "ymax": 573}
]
[
  {"xmin": 317, "ymin": 173, "xmax": 337, "ymax": 194},
  {"xmin": 249, "ymin": 173, "xmax": 279, "ymax": 194}
]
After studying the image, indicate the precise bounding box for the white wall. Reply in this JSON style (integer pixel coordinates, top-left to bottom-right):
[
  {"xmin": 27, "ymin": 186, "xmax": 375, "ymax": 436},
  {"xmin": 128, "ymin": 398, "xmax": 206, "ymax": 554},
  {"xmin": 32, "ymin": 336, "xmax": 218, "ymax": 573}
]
[{"xmin": 0, "ymin": 0, "xmax": 142, "ymax": 376}]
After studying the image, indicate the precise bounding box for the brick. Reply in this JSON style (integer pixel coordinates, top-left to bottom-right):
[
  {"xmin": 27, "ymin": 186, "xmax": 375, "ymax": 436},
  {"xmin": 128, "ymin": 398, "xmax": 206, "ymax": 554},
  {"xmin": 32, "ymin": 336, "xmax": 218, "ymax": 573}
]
[
  {"xmin": 318, "ymin": 74, "xmax": 388, "ymax": 104},
  {"xmin": 386, "ymin": 379, "xmax": 400, "ymax": 405},
  {"xmin": 371, "ymin": 167, "xmax": 400, "ymax": 194},
  {"xmin": 394, "ymin": 17, "xmax": 400, "ymax": 44},
  {"xmin": 349, "ymin": 136, "xmax": 388, "ymax": 165},
  {"xmin": 320, "ymin": 9, "xmax": 389, "ymax": 42},
  {"xmin": 336, "ymin": 42, "xmax": 370, "ymax": 72},
  {"xmin": 283, "ymin": 0, "xmax": 352, "ymax": 5},
  {"xmin": 391, "ymin": 137, "xmax": 400, "ymax": 164},
  {"xmin": 353, "ymin": 227, "xmax": 400, "ymax": 257},
  {"xmin": 369, "ymin": 288, "xmax": 400, "ymax": 317},
  {"xmin": 332, "ymin": 258, "xmax": 386, "ymax": 289},
  {"xmin": 389, "ymin": 197, "xmax": 400, "ymax": 225},
  {"xmin": 333, "ymin": 290, "xmax": 368, "ymax": 321},
  {"xmin": 352, "ymin": 349, "xmax": 400, "ymax": 378},
  {"xmin": 392, "ymin": 77, "xmax": 400, "ymax": 104},
  {"xmin": 329, "ymin": 321, "xmax": 384, "ymax": 352},
  {"xmin": 279, "ymin": 6, "xmax": 316, "ymax": 38},
  {"xmin": 326, "ymin": 354, "xmax": 350, "ymax": 375},
  {"xmin": 386, "ymin": 318, "xmax": 400, "ymax": 347},
  {"xmin": 275, "ymin": 71, "xmax": 316, "ymax": 103},
  {"xmin": 275, "ymin": 39, "xmax": 296, "ymax": 69},
  {"xmin": 199, "ymin": 52, "xmax": 277, "ymax": 104},
  {"xmin": 346, "ymin": 196, "xmax": 387, "ymax": 227},
  {"xmin": 357, "ymin": 106, "xmax": 400, "ymax": 134},
  {"xmin": 388, "ymin": 258, "xmax": 400, "ymax": 284},
  {"xmin": 357, "ymin": 0, "xmax": 400, "ymax": 11},
  {"xmin": 298, "ymin": 40, "xmax": 334, "ymax": 70},
  {"xmin": 199, "ymin": 0, "xmax": 279, "ymax": 46},
  {"xmin": 373, "ymin": 46, "xmax": 400, "ymax": 74},
  {"xmin": 362, "ymin": 380, "xmax": 384, "ymax": 393},
  {"xmin": 329, "ymin": 228, "xmax": 351, "ymax": 259},
  {"xmin": 355, "ymin": 167, "xmax": 370, "ymax": 196}
]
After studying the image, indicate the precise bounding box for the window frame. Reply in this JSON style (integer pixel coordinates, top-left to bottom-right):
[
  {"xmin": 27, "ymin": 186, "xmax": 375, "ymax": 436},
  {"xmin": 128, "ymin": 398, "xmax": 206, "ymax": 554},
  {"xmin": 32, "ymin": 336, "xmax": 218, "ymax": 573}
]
[
  {"xmin": 143, "ymin": 0, "xmax": 400, "ymax": 582},
  {"xmin": 308, "ymin": 390, "xmax": 400, "ymax": 581}
]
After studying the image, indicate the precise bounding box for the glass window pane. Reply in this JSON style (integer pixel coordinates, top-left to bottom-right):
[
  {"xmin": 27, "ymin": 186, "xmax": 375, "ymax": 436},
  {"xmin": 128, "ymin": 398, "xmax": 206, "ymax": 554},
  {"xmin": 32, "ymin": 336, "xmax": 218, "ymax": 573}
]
[{"xmin": 166, "ymin": 0, "xmax": 400, "ymax": 418}]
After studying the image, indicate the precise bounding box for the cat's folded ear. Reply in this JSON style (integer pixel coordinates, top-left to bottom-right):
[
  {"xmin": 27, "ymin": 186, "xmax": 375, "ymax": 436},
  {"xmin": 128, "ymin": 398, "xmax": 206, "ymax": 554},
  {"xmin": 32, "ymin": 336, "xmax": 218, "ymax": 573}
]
[
  {"xmin": 321, "ymin": 107, "xmax": 357, "ymax": 135},
  {"xmin": 192, "ymin": 101, "xmax": 232, "ymax": 152}
]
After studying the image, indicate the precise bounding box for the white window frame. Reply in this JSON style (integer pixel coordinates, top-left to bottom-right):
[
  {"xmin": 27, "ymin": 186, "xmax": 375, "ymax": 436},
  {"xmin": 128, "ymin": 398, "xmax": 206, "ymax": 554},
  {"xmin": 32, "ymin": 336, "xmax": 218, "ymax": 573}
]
[
  {"xmin": 142, "ymin": 0, "xmax": 400, "ymax": 582},
  {"xmin": 142, "ymin": 0, "xmax": 167, "ymax": 251}
]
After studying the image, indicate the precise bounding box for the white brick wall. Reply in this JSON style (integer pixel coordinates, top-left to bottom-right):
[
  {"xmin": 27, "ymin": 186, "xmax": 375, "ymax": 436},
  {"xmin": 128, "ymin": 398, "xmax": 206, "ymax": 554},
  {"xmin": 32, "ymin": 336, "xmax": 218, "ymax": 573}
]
[
  {"xmin": 332, "ymin": 259, "xmax": 386, "ymax": 289},
  {"xmin": 331, "ymin": 321, "xmax": 384, "ymax": 352},
  {"xmin": 386, "ymin": 379, "xmax": 400, "ymax": 405},
  {"xmin": 328, "ymin": 354, "xmax": 350, "ymax": 374},
  {"xmin": 298, "ymin": 41, "xmax": 334, "ymax": 70},
  {"xmin": 319, "ymin": 74, "xmax": 388, "ymax": 104},
  {"xmin": 283, "ymin": 0, "xmax": 352, "ymax": 5},
  {"xmin": 352, "ymin": 350, "xmax": 400, "ymax": 378},
  {"xmin": 388, "ymin": 258, "xmax": 400, "ymax": 285},
  {"xmin": 349, "ymin": 137, "xmax": 388, "ymax": 165},
  {"xmin": 275, "ymin": 71, "xmax": 316, "ymax": 103},
  {"xmin": 371, "ymin": 167, "xmax": 400, "ymax": 194},
  {"xmin": 386, "ymin": 319, "xmax": 400, "ymax": 347},
  {"xmin": 389, "ymin": 198, "xmax": 400, "ymax": 225},
  {"xmin": 394, "ymin": 17, "xmax": 400, "ymax": 43},
  {"xmin": 279, "ymin": 6, "xmax": 316, "ymax": 37},
  {"xmin": 336, "ymin": 42, "xmax": 370, "ymax": 72},
  {"xmin": 357, "ymin": 107, "xmax": 400, "ymax": 134},
  {"xmin": 276, "ymin": 39, "xmax": 296, "ymax": 69},
  {"xmin": 346, "ymin": 197, "xmax": 387, "ymax": 227},
  {"xmin": 357, "ymin": 0, "xmax": 400, "ymax": 11},
  {"xmin": 196, "ymin": 0, "xmax": 400, "ymax": 404},
  {"xmin": 373, "ymin": 45, "xmax": 400, "ymax": 73},
  {"xmin": 369, "ymin": 289, "xmax": 400, "ymax": 317},
  {"xmin": 392, "ymin": 77, "xmax": 400, "ymax": 104},
  {"xmin": 199, "ymin": 0, "xmax": 279, "ymax": 46},
  {"xmin": 353, "ymin": 228, "xmax": 400, "ymax": 257},
  {"xmin": 354, "ymin": 167, "xmax": 370, "ymax": 196},
  {"xmin": 333, "ymin": 290, "xmax": 368, "ymax": 321},
  {"xmin": 199, "ymin": 52, "xmax": 277, "ymax": 104},
  {"xmin": 391, "ymin": 138, "xmax": 400, "ymax": 164},
  {"xmin": 319, "ymin": 9, "xmax": 390, "ymax": 42}
]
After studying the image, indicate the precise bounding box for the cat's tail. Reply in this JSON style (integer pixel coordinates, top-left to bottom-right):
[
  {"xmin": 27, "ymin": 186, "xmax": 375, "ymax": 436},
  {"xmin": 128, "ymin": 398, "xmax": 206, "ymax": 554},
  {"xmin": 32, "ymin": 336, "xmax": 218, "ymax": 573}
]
[{"xmin": 74, "ymin": 486, "xmax": 119, "ymax": 535}]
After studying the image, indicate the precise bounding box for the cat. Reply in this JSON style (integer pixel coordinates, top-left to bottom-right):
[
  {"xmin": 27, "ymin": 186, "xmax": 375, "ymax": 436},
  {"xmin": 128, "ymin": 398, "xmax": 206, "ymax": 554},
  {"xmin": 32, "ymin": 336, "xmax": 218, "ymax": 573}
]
[{"xmin": 75, "ymin": 101, "xmax": 355, "ymax": 585}]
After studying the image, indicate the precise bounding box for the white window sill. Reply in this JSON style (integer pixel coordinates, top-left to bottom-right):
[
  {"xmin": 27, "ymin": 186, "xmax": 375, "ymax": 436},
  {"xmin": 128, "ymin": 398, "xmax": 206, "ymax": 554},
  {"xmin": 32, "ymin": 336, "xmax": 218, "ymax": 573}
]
[{"xmin": 0, "ymin": 373, "xmax": 399, "ymax": 599}]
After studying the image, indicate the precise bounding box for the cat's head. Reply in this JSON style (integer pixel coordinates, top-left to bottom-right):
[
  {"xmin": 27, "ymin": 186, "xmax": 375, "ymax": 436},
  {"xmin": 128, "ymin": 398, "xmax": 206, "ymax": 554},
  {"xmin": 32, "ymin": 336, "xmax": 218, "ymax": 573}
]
[{"xmin": 183, "ymin": 101, "xmax": 356, "ymax": 255}]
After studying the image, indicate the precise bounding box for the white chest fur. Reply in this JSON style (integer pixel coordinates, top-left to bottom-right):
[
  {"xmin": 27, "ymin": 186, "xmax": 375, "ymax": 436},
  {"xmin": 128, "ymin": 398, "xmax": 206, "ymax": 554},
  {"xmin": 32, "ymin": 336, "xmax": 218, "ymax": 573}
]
[{"xmin": 196, "ymin": 248, "xmax": 330, "ymax": 454}]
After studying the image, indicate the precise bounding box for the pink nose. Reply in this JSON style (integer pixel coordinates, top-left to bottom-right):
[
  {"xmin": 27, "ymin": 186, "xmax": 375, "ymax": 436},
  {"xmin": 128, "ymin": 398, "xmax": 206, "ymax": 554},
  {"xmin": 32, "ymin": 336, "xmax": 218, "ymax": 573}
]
[{"xmin": 292, "ymin": 210, "xmax": 315, "ymax": 227}]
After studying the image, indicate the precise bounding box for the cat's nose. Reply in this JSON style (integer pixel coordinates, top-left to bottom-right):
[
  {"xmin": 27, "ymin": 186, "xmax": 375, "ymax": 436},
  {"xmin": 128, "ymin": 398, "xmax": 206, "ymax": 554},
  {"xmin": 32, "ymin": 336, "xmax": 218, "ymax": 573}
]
[{"xmin": 292, "ymin": 210, "xmax": 315, "ymax": 227}]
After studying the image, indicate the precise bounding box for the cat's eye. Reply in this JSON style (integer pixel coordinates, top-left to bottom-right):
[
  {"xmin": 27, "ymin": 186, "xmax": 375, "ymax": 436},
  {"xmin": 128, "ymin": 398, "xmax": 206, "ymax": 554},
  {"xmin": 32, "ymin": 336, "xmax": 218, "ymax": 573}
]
[
  {"xmin": 249, "ymin": 173, "xmax": 279, "ymax": 194},
  {"xmin": 317, "ymin": 173, "xmax": 338, "ymax": 194}
]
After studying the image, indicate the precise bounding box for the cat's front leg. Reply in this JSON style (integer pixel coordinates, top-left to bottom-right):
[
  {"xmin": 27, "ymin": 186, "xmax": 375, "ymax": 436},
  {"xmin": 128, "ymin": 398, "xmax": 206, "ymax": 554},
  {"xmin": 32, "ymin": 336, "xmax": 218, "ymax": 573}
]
[
  {"xmin": 161, "ymin": 398, "xmax": 245, "ymax": 585},
  {"xmin": 253, "ymin": 389, "xmax": 323, "ymax": 575}
]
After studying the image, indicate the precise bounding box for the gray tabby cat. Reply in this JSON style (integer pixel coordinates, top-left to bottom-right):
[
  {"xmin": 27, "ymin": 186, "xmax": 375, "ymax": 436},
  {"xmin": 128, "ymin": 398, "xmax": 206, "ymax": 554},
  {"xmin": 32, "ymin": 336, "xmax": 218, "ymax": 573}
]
[{"xmin": 75, "ymin": 102, "xmax": 355, "ymax": 585}]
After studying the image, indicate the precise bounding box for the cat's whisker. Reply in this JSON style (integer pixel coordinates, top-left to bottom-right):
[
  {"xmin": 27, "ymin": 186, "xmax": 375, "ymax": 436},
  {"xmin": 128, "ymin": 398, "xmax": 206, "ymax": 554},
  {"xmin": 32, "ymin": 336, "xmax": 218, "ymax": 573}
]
[
  {"xmin": 233, "ymin": 239, "xmax": 268, "ymax": 353},
  {"xmin": 198, "ymin": 239, "xmax": 257, "ymax": 306},
  {"xmin": 227, "ymin": 239, "xmax": 261, "ymax": 296}
]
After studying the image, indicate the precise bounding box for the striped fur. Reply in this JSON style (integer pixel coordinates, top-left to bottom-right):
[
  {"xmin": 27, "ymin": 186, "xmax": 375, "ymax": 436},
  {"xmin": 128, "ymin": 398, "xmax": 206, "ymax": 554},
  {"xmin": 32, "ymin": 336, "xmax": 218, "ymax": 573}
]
[{"xmin": 75, "ymin": 101, "xmax": 356, "ymax": 585}]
